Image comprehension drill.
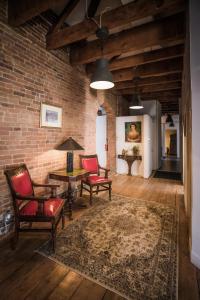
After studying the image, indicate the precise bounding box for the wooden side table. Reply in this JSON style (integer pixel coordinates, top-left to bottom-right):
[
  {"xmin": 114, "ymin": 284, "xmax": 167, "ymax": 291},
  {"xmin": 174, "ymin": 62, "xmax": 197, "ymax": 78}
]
[
  {"xmin": 118, "ymin": 154, "xmax": 142, "ymax": 176},
  {"xmin": 49, "ymin": 169, "xmax": 89, "ymax": 220}
]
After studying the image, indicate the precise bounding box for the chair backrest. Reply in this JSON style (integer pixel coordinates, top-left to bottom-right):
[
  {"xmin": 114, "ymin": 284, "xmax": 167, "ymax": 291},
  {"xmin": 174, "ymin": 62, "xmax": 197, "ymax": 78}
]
[
  {"xmin": 80, "ymin": 154, "xmax": 99, "ymax": 175},
  {"xmin": 4, "ymin": 164, "xmax": 34, "ymax": 212}
]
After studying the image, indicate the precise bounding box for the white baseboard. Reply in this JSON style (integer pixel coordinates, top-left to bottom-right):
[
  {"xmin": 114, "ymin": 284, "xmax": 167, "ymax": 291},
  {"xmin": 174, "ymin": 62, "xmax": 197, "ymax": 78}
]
[{"xmin": 191, "ymin": 250, "xmax": 200, "ymax": 268}]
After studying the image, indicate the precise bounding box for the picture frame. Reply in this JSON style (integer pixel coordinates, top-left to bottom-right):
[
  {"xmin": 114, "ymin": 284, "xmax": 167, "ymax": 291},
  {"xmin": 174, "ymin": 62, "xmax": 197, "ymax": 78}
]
[
  {"xmin": 40, "ymin": 103, "xmax": 62, "ymax": 128},
  {"xmin": 125, "ymin": 121, "xmax": 142, "ymax": 143}
]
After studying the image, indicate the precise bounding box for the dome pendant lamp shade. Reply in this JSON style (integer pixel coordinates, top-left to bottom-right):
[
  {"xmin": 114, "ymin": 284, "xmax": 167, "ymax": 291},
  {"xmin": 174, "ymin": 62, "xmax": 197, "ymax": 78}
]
[
  {"xmin": 90, "ymin": 58, "xmax": 114, "ymax": 90},
  {"xmin": 129, "ymin": 94, "xmax": 144, "ymax": 109}
]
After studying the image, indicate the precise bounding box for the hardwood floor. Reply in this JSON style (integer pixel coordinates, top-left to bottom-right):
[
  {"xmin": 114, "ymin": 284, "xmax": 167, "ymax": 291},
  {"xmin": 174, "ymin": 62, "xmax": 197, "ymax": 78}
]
[{"xmin": 0, "ymin": 175, "xmax": 199, "ymax": 300}]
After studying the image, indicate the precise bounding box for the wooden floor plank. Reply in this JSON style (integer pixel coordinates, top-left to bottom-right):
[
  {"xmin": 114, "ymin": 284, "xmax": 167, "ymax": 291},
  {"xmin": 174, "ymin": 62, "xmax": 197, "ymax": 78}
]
[
  {"xmin": 102, "ymin": 290, "xmax": 126, "ymax": 300},
  {"xmin": 25, "ymin": 264, "xmax": 69, "ymax": 300},
  {"xmin": 0, "ymin": 254, "xmax": 56, "ymax": 300},
  {"xmin": 47, "ymin": 271, "xmax": 83, "ymax": 300},
  {"xmin": 0, "ymin": 175, "xmax": 198, "ymax": 300},
  {"xmin": 69, "ymin": 278, "xmax": 106, "ymax": 300}
]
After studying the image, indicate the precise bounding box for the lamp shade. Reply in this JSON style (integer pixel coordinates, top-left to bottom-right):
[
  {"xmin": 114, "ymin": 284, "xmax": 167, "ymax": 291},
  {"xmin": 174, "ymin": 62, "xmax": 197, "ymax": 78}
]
[
  {"xmin": 129, "ymin": 94, "xmax": 144, "ymax": 109},
  {"xmin": 90, "ymin": 58, "xmax": 114, "ymax": 90},
  {"xmin": 56, "ymin": 137, "xmax": 84, "ymax": 151},
  {"xmin": 166, "ymin": 114, "xmax": 173, "ymax": 123}
]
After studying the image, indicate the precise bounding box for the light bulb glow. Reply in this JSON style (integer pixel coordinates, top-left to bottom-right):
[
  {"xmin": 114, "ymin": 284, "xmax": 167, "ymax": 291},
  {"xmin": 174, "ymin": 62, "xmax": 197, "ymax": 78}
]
[
  {"xmin": 90, "ymin": 81, "xmax": 114, "ymax": 90},
  {"xmin": 129, "ymin": 105, "xmax": 144, "ymax": 109}
]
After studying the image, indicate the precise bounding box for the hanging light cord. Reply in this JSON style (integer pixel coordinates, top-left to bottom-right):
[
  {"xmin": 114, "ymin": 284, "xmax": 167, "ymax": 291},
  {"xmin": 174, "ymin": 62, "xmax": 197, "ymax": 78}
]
[{"xmin": 85, "ymin": 0, "xmax": 110, "ymax": 29}]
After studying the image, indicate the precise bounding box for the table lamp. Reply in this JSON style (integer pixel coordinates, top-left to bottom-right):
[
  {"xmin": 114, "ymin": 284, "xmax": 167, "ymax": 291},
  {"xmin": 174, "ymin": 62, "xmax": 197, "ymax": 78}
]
[{"xmin": 56, "ymin": 137, "xmax": 84, "ymax": 173}]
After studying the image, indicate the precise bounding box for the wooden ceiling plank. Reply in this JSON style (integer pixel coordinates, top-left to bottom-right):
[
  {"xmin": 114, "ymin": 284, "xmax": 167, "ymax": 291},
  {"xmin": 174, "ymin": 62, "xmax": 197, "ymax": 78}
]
[
  {"xmin": 113, "ymin": 58, "xmax": 183, "ymax": 82},
  {"xmin": 87, "ymin": 0, "xmax": 101, "ymax": 18},
  {"xmin": 48, "ymin": 0, "xmax": 81, "ymax": 34},
  {"xmin": 8, "ymin": 0, "xmax": 68, "ymax": 26},
  {"xmin": 86, "ymin": 45, "xmax": 184, "ymax": 73},
  {"xmin": 70, "ymin": 14, "xmax": 185, "ymax": 65},
  {"xmin": 118, "ymin": 81, "xmax": 181, "ymax": 94},
  {"xmin": 123, "ymin": 89, "xmax": 181, "ymax": 98},
  {"xmin": 115, "ymin": 82, "xmax": 181, "ymax": 93},
  {"xmin": 46, "ymin": 0, "xmax": 185, "ymax": 49},
  {"xmin": 115, "ymin": 73, "xmax": 182, "ymax": 89}
]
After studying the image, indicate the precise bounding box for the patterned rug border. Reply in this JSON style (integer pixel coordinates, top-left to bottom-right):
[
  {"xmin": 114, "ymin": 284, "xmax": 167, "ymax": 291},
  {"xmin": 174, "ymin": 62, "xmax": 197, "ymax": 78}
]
[{"xmin": 36, "ymin": 194, "xmax": 179, "ymax": 300}]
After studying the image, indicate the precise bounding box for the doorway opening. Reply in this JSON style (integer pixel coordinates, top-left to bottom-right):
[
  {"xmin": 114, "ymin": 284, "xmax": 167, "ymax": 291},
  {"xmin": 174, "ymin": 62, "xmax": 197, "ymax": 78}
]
[
  {"xmin": 165, "ymin": 129, "xmax": 177, "ymax": 157},
  {"xmin": 154, "ymin": 115, "xmax": 181, "ymax": 180}
]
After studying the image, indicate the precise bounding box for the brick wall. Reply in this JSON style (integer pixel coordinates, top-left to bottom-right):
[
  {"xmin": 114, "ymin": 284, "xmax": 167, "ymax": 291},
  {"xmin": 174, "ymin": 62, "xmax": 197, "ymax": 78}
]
[{"xmin": 0, "ymin": 1, "xmax": 118, "ymax": 237}]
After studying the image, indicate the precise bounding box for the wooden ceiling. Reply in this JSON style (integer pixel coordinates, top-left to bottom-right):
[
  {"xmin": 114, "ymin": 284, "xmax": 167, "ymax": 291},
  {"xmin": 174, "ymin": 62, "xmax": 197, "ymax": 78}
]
[{"xmin": 8, "ymin": 0, "xmax": 185, "ymax": 114}]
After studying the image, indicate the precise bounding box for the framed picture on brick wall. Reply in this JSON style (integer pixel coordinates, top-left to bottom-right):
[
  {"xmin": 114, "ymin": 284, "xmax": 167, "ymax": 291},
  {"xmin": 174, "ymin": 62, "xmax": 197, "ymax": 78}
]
[{"xmin": 40, "ymin": 103, "xmax": 62, "ymax": 128}]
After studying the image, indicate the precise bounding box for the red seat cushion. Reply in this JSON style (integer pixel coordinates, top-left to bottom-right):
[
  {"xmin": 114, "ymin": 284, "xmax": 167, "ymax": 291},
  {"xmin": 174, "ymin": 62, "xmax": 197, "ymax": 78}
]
[
  {"xmin": 82, "ymin": 157, "xmax": 99, "ymax": 173},
  {"xmin": 11, "ymin": 170, "xmax": 33, "ymax": 197},
  {"xmin": 83, "ymin": 175, "xmax": 111, "ymax": 185},
  {"xmin": 19, "ymin": 198, "xmax": 64, "ymax": 217}
]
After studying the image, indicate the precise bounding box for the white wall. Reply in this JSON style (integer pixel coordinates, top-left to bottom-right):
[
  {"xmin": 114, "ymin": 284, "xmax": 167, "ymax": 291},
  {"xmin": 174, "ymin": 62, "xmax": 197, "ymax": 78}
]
[
  {"xmin": 190, "ymin": 0, "xmax": 200, "ymax": 268},
  {"xmin": 130, "ymin": 100, "xmax": 161, "ymax": 169},
  {"xmin": 96, "ymin": 116, "xmax": 107, "ymax": 167},
  {"xmin": 116, "ymin": 115, "xmax": 153, "ymax": 178},
  {"xmin": 143, "ymin": 115, "xmax": 153, "ymax": 178}
]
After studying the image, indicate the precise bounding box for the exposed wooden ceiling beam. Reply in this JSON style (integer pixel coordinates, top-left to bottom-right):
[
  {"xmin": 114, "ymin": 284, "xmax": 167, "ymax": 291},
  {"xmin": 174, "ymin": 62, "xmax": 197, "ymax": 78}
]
[
  {"xmin": 48, "ymin": 0, "xmax": 80, "ymax": 34},
  {"xmin": 87, "ymin": 0, "xmax": 101, "ymax": 18},
  {"xmin": 129, "ymin": 90, "xmax": 181, "ymax": 98},
  {"xmin": 115, "ymin": 73, "xmax": 182, "ymax": 89},
  {"xmin": 70, "ymin": 14, "xmax": 185, "ymax": 65},
  {"xmin": 46, "ymin": 0, "xmax": 185, "ymax": 50},
  {"xmin": 86, "ymin": 45, "xmax": 184, "ymax": 73},
  {"xmin": 113, "ymin": 58, "xmax": 183, "ymax": 82},
  {"xmin": 119, "ymin": 82, "xmax": 181, "ymax": 94},
  {"xmin": 8, "ymin": 0, "xmax": 68, "ymax": 26},
  {"xmin": 119, "ymin": 82, "xmax": 181, "ymax": 95}
]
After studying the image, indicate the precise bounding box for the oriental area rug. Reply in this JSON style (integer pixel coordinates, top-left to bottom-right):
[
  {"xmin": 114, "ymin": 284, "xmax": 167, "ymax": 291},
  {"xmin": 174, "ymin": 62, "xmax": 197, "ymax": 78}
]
[{"xmin": 37, "ymin": 194, "xmax": 178, "ymax": 300}]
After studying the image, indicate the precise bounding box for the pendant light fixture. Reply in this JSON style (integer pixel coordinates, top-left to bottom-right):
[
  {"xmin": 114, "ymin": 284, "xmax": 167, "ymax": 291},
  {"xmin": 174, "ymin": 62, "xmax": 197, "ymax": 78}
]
[
  {"xmin": 89, "ymin": 11, "xmax": 114, "ymax": 90},
  {"xmin": 129, "ymin": 76, "xmax": 144, "ymax": 110},
  {"xmin": 90, "ymin": 57, "xmax": 114, "ymax": 89},
  {"xmin": 129, "ymin": 94, "xmax": 144, "ymax": 109}
]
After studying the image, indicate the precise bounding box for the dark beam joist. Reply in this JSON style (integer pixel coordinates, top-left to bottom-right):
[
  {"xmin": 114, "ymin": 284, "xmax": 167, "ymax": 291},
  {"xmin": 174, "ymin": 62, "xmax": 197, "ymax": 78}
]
[
  {"xmin": 115, "ymin": 73, "xmax": 182, "ymax": 89},
  {"xmin": 127, "ymin": 90, "xmax": 181, "ymax": 98},
  {"xmin": 48, "ymin": 0, "xmax": 80, "ymax": 34},
  {"xmin": 119, "ymin": 82, "xmax": 181, "ymax": 94},
  {"xmin": 86, "ymin": 45, "xmax": 184, "ymax": 73},
  {"xmin": 87, "ymin": 0, "xmax": 101, "ymax": 18},
  {"xmin": 8, "ymin": 0, "xmax": 68, "ymax": 26},
  {"xmin": 113, "ymin": 58, "xmax": 183, "ymax": 82},
  {"xmin": 70, "ymin": 13, "xmax": 185, "ymax": 65},
  {"xmin": 47, "ymin": 0, "xmax": 185, "ymax": 49}
]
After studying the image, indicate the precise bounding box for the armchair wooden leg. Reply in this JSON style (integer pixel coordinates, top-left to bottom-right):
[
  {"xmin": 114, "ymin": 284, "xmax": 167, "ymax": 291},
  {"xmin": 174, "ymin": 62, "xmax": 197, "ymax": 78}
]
[
  {"xmin": 62, "ymin": 209, "xmax": 65, "ymax": 229},
  {"xmin": 28, "ymin": 222, "xmax": 32, "ymax": 228},
  {"xmin": 51, "ymin": 222, "xmax": 56, "ymax": 252},
  {"xmin": 80, "ymin": 181, "xmax": 83, "ymax": 197},
  {"xmin": 96, "ymin": 186, "xmax": 99, "ymax": 195},
  {"xmin": 90, "ymin": 186, "xmax": 93, "ymax": 206},
  {"xmin": 109, "ymin": 183, "xmax": 112, "ymax": 201},
  {"xmin": 11, "ymin": 224, "xmax": 19, "ymax": 250}
]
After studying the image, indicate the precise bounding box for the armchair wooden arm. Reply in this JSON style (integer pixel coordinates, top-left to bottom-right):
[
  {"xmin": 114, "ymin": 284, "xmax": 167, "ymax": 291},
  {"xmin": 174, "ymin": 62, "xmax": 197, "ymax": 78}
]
[
  {"xmin": 16, "ymin": 193, "xmax": 49, "ymax": 201},
  {"xmin": 32, "ymin": 182, "xmax": 60, "ymax": 197},
  {"xmin": 98, "ymin": 166, "xmax": 110, "ymax": 178},
  {"xmin": 16, "ymin": 193, "xmax": 49, "ymax": 216}
]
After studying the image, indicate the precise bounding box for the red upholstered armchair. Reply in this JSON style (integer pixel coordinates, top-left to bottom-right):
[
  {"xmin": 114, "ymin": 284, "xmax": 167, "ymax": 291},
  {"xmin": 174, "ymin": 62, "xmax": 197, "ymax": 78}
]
[
  {"xmin": 4, "ymin": 164, "xmax": 65, "ymax": 251},
  {"xmin": 80, "ymin": 154, "xmax": 112, "ymax": 205}
]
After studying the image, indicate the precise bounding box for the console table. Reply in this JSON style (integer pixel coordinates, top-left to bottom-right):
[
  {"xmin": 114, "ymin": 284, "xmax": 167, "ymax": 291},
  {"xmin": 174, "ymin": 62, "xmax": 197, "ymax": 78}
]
[
  {"xmin": 118, "ymin": 154, "xmax": 142, "ymax": 176},
  {"xmin": 49, "ymin": 168, "xmax": 89, "ymax": 220}
]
